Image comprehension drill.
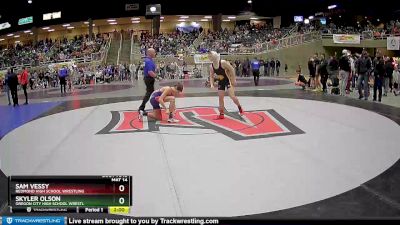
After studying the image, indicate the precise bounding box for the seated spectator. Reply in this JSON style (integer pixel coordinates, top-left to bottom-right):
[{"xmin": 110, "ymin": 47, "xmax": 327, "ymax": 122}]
[{"xmin": 295, "ymin": 68, "xmax": 308, "ymax": 90}]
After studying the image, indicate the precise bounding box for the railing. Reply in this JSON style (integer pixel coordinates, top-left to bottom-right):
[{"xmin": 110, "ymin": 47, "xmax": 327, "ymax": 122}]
[
  {"xmin": 282, "ymin": 24, "xmax": 298, "ymax": 38},
  {"xmin": 0, "ymin": 40, "xmax": 111, "ymax": 71},
  {"xmin": 224, "ymin": 31, "xmax": 321, "ymax": 55},
  {"xmin": 102, "ymin": 36, "xmax": 112, "ymax": 65},
  {"xmin": 130, "ymin": 31, "xmax": 134, "ymax": 64},
  {"xmin": 321, "ymin": 32, "xmax": 400, "ymax": 41},
  {"xmin": 189, "ymin": 30, "xmax": 205, "ymax": 53},
  {"xmin": 116, "ymin": 32, "xmax": 123, "ymax": 65}
]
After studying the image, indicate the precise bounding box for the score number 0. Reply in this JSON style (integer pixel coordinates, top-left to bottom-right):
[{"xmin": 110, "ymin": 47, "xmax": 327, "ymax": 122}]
[{"xmin": 118, "ymin": 185, "xmax": 126, "ymax": 205}]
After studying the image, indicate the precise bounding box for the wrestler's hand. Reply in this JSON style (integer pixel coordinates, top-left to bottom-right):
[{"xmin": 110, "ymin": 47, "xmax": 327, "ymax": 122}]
[{"xmin": 210, "ymin": 84, "xmax": 215, "ymax": 89}]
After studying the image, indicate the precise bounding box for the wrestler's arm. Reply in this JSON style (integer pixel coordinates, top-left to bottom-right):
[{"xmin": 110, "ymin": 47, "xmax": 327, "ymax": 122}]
[
  {"xmin": 221, "ymin": 60, "xmax": 236, "ymax": 86},
  {"xmin": 209, "ymin": 65, "xmax": 215, "ymax": 88},
  {"xmin": 158, "ymin": 87, "xmax": 171, "ymax": 109}
]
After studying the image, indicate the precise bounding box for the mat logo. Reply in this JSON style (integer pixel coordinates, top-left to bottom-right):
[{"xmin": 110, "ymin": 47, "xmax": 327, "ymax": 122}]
[
  {"xmin": 6, "ymin": 218, "xmax": 12, "ymax": 225},
  {"xmin": 97, "ymin": 107, "xmax": 304, "ymax": 140}
]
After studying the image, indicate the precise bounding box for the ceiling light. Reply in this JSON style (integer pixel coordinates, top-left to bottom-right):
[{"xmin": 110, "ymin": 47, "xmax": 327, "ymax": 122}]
[
  {"xmin": 201, "ymin": 19, "xmax": 208, "ymax": 22},
  {"xmin": 7, "ymin": 33, "xmax": 14, "ymax": 37},
  {"xmin": 0, "ymin": 38, "xmax": 4, "ymax": 41},
  {"xmin": 48, "ymin": 29, "xmax": 55, "ymax": 32},
  {"xmin": 228, "ymin": 16, "xmax": 236, "ymax": 19},
  {"xmin": 328, "ymin": 4, "xmax": 337, "ymax": 10},
  {"xmin": 107, "ymin": 19, "xmax": 116, "ymax": 22},
  {"xmin": 180, "ymin": 16, "xmax": 189, "ymax": 19},
  {"xmin": 204, "ymin": 16, "xmax": 212, "ymax": 19},
  {"xmin": 93, "ymin": 24, "xmax": 95, "ymax": 26},
  {"xmin": 109, "ymin": 22, "xmax": 117, "ymax": 25},
  {"xmin": 160, "ymin": 17, "xmax": 164, "ymax": 19},
  {"xmin": 160, "ymin": 20, "xmax": 164, "ymax": 22},
  {"xmin": 304, "ymin": 19, "xmax": 310, "ymax": 24},
  {"xmin": 62, "ymin": 24, "xmax": 70, "ymax": 27},
  {"xmin": 132, "ymin": 21, "xmax": 140, "ymax": 24},
  {"xmin": 28, "ymin": 0, "xmax": 32, "ymax": 4},
  {"xmin": 250, "ymin": 17, "xmax": 258, "ymax": 20},
  {"xmin": 309, "ymin": 16, "xmax": 314, "ymax": 20},
  {"xmin": 150, "ymin": 6, "xmax": 156, "ymax": 12},
  {"xmin": 131, "ymin": 17, "xmax": 140, "ymax": 20},
  {"xmin": 222, "ymin": 19, "xmax": 230, "ymax": 22},
  {"xmin": 67, "ymin": 26, "xmax": 74, "ymax": 29},
  {"xmin": 14, "ymin": 35, "xmax": 20, "ymax": 38},
  {"xmin": 84, "ymin": 21, "xmax": 89, "ymax": 24},
  {"xmin": 42, "ymin": 27, "xmax": 50, "ymax": 30},
  {"xmin": 248, "ymin": 0, "xmax": 252, "ymax": 3},
  {"xmin": 178, "ymin": 19, "xmax": 186, "ymax": 22},
  {"xmin": 24, "ymin": 30, "xmax": 31, "ymax": 33}
]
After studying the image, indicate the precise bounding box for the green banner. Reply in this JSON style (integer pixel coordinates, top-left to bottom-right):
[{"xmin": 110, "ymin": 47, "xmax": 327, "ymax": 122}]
[{"xmin": 18, "ymin": 17, "xmax": 33, "ymax": 25}]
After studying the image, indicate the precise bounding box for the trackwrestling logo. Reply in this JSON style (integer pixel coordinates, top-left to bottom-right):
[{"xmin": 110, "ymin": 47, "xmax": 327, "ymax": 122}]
[{"xmin": 97, "ymin": 106, "xmax": 304, "ymax": 141}]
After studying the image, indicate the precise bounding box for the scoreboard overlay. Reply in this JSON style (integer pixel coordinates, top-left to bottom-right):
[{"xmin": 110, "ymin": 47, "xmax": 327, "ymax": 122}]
[{"xmin": 8, "ymin": 176, "xmax": 132, "ymax": 214}]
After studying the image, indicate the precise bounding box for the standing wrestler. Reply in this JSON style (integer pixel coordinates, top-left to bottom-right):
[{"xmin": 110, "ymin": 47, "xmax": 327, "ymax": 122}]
[{"xmin": 208, "ymin": 51, "xmax": 244, "ymax": 119}]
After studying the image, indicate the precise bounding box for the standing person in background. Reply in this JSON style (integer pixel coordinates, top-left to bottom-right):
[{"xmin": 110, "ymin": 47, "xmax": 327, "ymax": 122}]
[
  {"xmin": 383, "ymin": 57, "xmax": 394, "ymax": 96},
  {"xmin": 338, "ymin": 50, "xmax": 351, "ymax": 96},
  {"xmin": 285, "ymin": 63, "xmax": 288, "ymax": 73},
  {"xmin": 275, "ymin": 59, "xmax": 281, "ymax": 76},
  {"xmin": 259, "ymin": 59, "xmax": 265, "ymax": 76},
  {"xmin": 119, "ymin": 64, "xmax": 125, "ymax": 81},
  {"xmin": 59, "ymin": 66, "xmax": 68, "ymax": 95},
  {"xmin": 356, "ymin": 50, "xmax": 372, "ymax": 100},
  {"xmin": 373, "ymin": 52, "xmax": 385, "ymax": 102},
  {"xmin": 44, "ymin": 71, "xmax": 50, "ymax": 89},
  {"xmin": 130, "ymin": 62, "xmax": 136, "ymax": 82},
  {"xmin": 29, "ymin": 71, "xmax": 35, "ymax": 90},
  {"xmin": 138, "ymin": 48, "xmax": 157, "ymax": 117},
  {"xmin": 313, "ymin": 54, "xmax": 322, "ymax": 91},
  {"xmin": 251, "ymin": 57, "xmax": 261, "ymax": 86},
  {"xmin": 3, "ymin": 71, "xmax": 11, "ymax": 105},
  {"xmin": 349, "ymin": 54, "xmax": 357, "ymax": 91},
  {"xmin": 7, "ymin": 68, "xmax": 19, "ymax": 107},
  {"xmin": 264, "ymin": 59, "xmax": 270, "ymax": 76},
  {"xmin": 270, "ymin": 58, "xmax": 276, "ymax": 76},
  {"xmin": 159, "ymin": 61, "xmax": 165, "ymax": 79},
  {"xmin": 319, "ymin": 54, "xmax": 329, "ymax": 93},
  {"xmin": 234, "ymin": 59, "xmax": 241, "ymax": 77},
  {"xmin": 135, "ymin": 61, "xmax": 141, "ymax": 80},
  {"xmin": 19, "ymin": 67, "xmax": 29, "ymax": 105},
  {"xmin": 243, "ymin": 58, "xmax": 250, "ymax": 77},
  {"xmin": 308, "ymin": 57, "xmax": 316, "ymax": 88},
  {"xmin": 392, "ymin": 65, "xmax": 399, "ymax": 96},
  {"xmin": 328, "ymin": 53, "xmax": 340, "ymax": 94}
]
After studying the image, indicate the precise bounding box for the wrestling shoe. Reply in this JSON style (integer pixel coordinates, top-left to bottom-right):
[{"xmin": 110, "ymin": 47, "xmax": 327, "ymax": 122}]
[
  {"xmin": 215, "ymin": 114, "xmax": 225, "ymax": 120},
  {"xmin": 168, "ymin": 118, "xmax": 180, "ymax": 123},
  {"xmin": 238, "ymin": 105, "xmax": 244, "ymax": 115}
]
